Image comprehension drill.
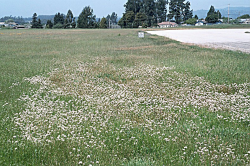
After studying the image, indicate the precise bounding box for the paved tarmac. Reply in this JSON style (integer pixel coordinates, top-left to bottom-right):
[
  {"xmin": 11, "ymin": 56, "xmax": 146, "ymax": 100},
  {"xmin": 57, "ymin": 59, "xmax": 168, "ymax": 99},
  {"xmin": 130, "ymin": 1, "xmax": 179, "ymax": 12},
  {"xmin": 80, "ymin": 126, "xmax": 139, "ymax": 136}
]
[{"xmin": 147, "ymin": 29, "xmax": 250, "ymax": 53}]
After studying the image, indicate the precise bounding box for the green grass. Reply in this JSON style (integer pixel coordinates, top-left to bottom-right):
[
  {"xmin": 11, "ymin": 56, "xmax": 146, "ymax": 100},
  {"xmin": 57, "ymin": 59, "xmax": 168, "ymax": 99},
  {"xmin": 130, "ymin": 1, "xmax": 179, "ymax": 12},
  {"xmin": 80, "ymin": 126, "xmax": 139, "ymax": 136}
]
[{"xmin": 0, "ymin": 29, "xmax": 250, "ymax": 165}]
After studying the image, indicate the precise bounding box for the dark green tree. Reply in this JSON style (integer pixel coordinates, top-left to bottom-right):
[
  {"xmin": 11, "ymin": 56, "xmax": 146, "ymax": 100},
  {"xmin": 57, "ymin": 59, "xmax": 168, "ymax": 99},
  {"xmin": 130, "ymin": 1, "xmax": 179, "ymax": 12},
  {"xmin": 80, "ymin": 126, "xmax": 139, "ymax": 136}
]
[
  {"xmin": 72, "ymin": 18, "xmax": 76, "ymax": 28},
  {"xmin": 110, "ymin": 12, "xmax": 118, "ymax": 24},
  {"xmin": 124, "ymin": 0, "xmax": 143, "ymax": 14},
  {"xmin": 207, "ymin": 6, "xmax": 215, "ymax": 17},
  {"xmin": 99, "ymin": 17, "xmax": 107, "ymax": 28},
  {"xmin": 194, "ymin": 15, "xmax": 198, "ymax": 19},
  {"xmin": 46, "ymin": 20, "xmax": 53, "ymax": 28},
  {"xmin": 142, "ymin": 0, "xmax": 156, "ymax": 27},
  {"xmin": 124, "ymin": 11, "xmax": 135, "ymax": 28},
  {"xmin": 31, "ymin": 13, "xmax": 38, "ymax": 28},
  {"xmin": 121, "ymin": 0, "xmax": 170, "ymax": 28},
  {"xmin": 77, "ymin": 6, "xmax": 96, "ymax": 28},
  {"xmin": 106, "ymin": 12, "xmax": 118, "ymax": 28},
  {"xmin": 96, "ymin": 18, "xmax": 100, "ymax": 28},
  {"xmin": 118, "ymin": 15, "xmax": 126, "ymax": 28},
  {"xmin": 120, "ymin": 0, "xmax": 142, "ymax": 28},
  {"xmin": 185, "ymin": 17, "xmax": 197, "ymax": 25},
  {"xmin": 167, "ymin": 0, "xmax": 193, "ymax": 24},
  {"xmin": 156, "ymin": 0, "xmax": 168, "ymax": 23},
  {"xmin": 168, "ymin": 0, "xmax": 185, "ymax": 24},
  {"xmin": 205, "ymin": 6, "xmax": 221, "ymax": 23},
  {"xmin": 217, "ymin": 10, "xmax": 222, "ymax": 19},
  {"xmin": 238, "ymin": 14, "xmax": 250, "ymax": 19},
  {"xmin": 168, "ymin": 0, "xmax": 181, "ymax": 23},
  {"xmin": 183, "ymin": 1, "xmax": 193, "ymax": 21},
  {"xmin": 134, "ymin": 12, "xmax": 147, "ymax": 27},
  {"xmin": 54, "ymin": 12, "xmax": 64, "ymax": 27},
  {"xmin": 37, "ymin": 18, "xmax": 43, "ymax": 28},
  {"xmin": 106, "ymin": 14, "xmax": 111, "ymax": 26},
  {"xmin": 64, "ymin": 10, "xmax": 74, "ymax": 28}
]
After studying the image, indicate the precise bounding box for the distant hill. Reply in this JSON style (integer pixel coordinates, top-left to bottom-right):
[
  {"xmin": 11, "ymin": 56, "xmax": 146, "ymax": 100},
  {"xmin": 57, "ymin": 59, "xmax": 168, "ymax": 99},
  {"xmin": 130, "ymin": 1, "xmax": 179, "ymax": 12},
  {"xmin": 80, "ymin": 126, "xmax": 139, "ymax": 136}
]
[
  {"xmin": 193, "ymin": 7, "xmax": 250, "ymax": 19},
  {"xmin": 193, "ymin": 10, "xmax": 207, "ymax": 19},
  {"xmin": 38, "ymin": 15, "xmax": 54, "ymax": 20}
]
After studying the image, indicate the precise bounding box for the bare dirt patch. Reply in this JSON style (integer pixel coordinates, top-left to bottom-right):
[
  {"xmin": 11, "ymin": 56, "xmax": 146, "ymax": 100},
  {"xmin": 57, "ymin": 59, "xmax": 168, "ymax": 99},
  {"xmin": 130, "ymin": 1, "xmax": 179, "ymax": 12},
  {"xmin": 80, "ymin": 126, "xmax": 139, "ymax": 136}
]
[
  {"xmin": 115, "ymin": 43, "xmax": 178, "ymax": 51},
  {"xmin": 115, "ymin": 45, "xmax": 154, "ymax": 51}
]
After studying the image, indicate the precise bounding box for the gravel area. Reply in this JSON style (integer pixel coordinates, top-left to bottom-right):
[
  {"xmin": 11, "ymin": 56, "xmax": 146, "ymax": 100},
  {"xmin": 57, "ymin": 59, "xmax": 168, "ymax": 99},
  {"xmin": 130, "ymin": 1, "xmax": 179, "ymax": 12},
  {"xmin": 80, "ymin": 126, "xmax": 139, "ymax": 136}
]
[{"xmin": 147, "ymin": 29, "xmax": 250, "ymax": 53}]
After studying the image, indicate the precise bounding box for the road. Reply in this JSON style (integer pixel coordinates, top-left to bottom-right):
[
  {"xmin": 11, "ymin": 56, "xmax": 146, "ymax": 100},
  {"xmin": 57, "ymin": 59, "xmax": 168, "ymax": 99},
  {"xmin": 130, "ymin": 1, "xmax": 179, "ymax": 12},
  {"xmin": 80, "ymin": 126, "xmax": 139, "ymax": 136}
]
[{"xmin": 147, "ymin": 29, "xmax": 250, "ymax": 53}]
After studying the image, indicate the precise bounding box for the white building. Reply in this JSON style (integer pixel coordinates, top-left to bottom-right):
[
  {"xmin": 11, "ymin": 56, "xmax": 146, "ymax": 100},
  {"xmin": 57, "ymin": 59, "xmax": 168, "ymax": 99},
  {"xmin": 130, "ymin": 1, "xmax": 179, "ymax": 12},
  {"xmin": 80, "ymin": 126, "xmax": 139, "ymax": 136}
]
[{"xmin": 158, "ymin": 22, "xmax": 178, "ymax": 28}]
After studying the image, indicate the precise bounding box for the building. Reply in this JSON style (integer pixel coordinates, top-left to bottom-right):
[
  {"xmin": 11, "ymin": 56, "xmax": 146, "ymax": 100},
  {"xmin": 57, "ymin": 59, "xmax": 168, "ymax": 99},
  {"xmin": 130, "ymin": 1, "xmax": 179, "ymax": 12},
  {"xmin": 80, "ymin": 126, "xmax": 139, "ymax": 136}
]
[
  {"xmin": 158, "ymin": 22, "xmax": 178, "ymax": 28},
  {"xmin": 7, "ymin": 22, "xmax": 18, "ymax": 28},
  {"xmin": 242, "ymin": 19, "xmax": 250, "ymax": 24},
  {"xmin": 0, "ymin": 22, "xmax": 18, "ymax": 28},
  {"xmin": 195, "ymin": 20, "xmax": 207, "ymax": 26},
  {"xmin": 14, "ymin": 25, "xmax": 26, "ymax": 29}
]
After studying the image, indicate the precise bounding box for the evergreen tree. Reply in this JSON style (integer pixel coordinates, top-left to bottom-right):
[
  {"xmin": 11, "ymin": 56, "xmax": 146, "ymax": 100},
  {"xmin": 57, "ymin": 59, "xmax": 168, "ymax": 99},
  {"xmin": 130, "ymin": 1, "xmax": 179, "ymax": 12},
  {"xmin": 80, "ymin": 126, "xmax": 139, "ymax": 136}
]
[
  {"xmin": 106, "ymin": 14, "xmax": 111, "ymax": 26},
  {"xmin": 121, "ymin": 0, "xmax": 173, "ymax": 28},
  {"xmin": 46, "ymin": 20, "xmax": 53, "ymax": 28},
  {"xmin": 168, "ymin": 0, "xmax": 184, "ymax": 24},
  {"xmin": 71, "ymin": 18, "xmax": 76, "ymax": 28},
  {"xmin": 185, "ymin": 17, "xmax": 197, "ymax": 25},
  {"xmin": 99, "ymin": 17, "xmax": 107, "ymax": 28},
  {"xmin": 31, "ymin": 13, "xmax": 38, "ymax": 28},
  {"xmin": 183, "ymin": 1, "xmax": 193, "ymax": 21},
  {"xmin": 77, "ymin": 6, "xmax": 96, "ymax": 28},
  {"xmin": 142, "ymin": 0, "xmax": 156, "ymax": 27},
  {"xmin": 110, "ymin": 12, "xmax": 118, "ymax": 24},
  {"xmin": 65, "ymin": 10, "xmax": 74, "ymax": 28},
  {"xmin": 205, "ymin": 6, "xmax": 221, "ymax": 23},
  {"xmin": 134, "ymin": 12, "xmax": 147, "ymax": 27},
  {"xmin": 54, "ymin": 13, "xmax": 64, "ymax": 26},
  {"xmin": 217, "ymin": 10, "xmax": 222, "ymax": 19},
  {"xmin": 37, "ymin": 18, "xmax": 43, "ymax": 28},
  {"xmin": 124, "ymin": 0, "xmax": 143, "ymax": 14},
  {"xmin": 124, "ymin": 11, "xmax": 135, "ymax": 28},
  {"xmin": 207, "ymin": 6, "xmax": 215, "ymax": 17},
  {"xmin": 167, "ymin": 0, "xmax": 192, "ymax": 24},
  {"xmin": 156, "ymin": 0, "xmax": 168, "ymax": 23},
  {"xmin": 194, "ymin": 15, "xmax": 198, "ymax": 19},
  {"xmin": 118, "ymin": 15, "xmax": 126, "ymax": 28},
  {"xmin": 106, "ymin": 12, "xmax": 118, "ymax": 28}
]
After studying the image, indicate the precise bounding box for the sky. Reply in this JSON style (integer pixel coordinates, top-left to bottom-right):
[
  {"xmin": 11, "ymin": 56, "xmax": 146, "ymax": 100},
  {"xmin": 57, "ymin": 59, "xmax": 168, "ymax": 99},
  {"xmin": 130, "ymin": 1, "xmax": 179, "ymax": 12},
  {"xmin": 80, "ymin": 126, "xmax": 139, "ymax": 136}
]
[{"xmin": 0, "ymin": 0, "xmax": 250, "ymax": 18}]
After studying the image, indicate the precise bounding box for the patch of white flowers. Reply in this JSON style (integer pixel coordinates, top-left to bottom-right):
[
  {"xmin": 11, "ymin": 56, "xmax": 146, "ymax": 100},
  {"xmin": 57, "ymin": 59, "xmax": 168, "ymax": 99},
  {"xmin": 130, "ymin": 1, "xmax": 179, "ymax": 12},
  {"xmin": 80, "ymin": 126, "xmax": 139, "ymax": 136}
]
[{"xmin": 13, "ymin": 59, "xmax": 250, "ymax": 163}]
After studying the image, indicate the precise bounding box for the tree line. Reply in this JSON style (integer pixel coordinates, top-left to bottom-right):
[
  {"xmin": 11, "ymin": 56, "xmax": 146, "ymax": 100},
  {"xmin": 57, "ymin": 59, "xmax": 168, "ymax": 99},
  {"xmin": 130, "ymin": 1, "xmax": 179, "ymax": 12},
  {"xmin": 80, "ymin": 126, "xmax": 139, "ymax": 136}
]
[
  {"xmin": 184, "ymin": 5, "xmax": 222, "ymax": 25},
  {"xmin": 0, "ymin": 16, "xmax": 26, "ymax": 25},
  {"xmin": 118, "ymin": 0, "xmax": 193, "ymax": 28},
  {"xmin": 31, "ymin": 1, "xmax": 194, "ymax": 29},
  {"xmin": 30, "ymin": 2, "xmax": 245, "ymax": 29},
  {"xmin": 31, "ymin": 7, "xmax": 119, "ymax": 29}
]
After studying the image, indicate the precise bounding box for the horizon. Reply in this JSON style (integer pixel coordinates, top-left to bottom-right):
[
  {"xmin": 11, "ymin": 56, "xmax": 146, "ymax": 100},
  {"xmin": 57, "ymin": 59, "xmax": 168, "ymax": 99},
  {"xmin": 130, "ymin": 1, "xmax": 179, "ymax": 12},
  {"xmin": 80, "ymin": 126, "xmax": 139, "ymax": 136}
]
[
  {"xmin": 2, "ymin": 6, "xmax": 250, "ymax": 19},
  {"xmin": 1, "ymin": 0, "xmax": 250, "ymax": 18}
]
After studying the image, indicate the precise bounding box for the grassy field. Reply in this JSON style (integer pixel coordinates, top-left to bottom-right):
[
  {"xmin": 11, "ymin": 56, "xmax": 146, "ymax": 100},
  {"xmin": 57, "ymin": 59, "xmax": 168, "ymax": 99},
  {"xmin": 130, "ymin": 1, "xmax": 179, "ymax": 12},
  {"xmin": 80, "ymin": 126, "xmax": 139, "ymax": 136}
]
[{"xmin": 0, "ymin": 29, "xmax": 250, "ymax": 165}]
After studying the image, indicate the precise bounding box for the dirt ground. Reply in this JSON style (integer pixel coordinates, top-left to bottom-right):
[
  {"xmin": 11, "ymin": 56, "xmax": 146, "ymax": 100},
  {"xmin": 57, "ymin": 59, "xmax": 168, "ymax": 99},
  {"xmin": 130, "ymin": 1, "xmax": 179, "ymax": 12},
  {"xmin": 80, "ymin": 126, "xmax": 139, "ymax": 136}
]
[{"xmin": 147, "ymin": 29, "xmax": 250, "ymax": 53}]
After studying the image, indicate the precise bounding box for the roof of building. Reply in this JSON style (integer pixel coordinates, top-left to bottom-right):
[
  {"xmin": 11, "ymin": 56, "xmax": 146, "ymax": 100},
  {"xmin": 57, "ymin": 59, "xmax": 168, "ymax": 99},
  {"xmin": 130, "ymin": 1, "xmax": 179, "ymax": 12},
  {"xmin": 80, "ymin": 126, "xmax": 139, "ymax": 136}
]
[{"xmin": 158, "ymin": 22, "xmax": 177, "ymax": 25}]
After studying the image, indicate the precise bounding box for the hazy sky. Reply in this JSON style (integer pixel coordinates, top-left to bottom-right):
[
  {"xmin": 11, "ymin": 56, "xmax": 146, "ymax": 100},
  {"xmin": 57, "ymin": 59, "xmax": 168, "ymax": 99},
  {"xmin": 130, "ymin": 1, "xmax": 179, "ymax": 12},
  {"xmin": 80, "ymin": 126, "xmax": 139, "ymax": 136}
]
[{"xmin": 1, "ymin": 0, "xmax": 250, "ymax": 18}]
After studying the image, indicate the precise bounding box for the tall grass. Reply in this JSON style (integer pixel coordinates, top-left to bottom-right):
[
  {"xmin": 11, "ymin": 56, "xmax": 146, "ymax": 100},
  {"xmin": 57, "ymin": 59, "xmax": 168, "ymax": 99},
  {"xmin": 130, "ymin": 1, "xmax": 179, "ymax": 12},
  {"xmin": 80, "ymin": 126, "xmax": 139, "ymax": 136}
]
[{"xmin": 0, "ymin": 29, "xmax": 249, "ymax": 165}]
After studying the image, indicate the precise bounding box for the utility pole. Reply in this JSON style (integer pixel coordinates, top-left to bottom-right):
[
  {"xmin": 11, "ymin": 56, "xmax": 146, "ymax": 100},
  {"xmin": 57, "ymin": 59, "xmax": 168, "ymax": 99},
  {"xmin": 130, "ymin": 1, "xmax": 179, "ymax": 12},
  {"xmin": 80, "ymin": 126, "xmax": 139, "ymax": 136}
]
[{"xmin": 228, "ymin": 4, "xmax": 230, "ymax": 24}]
